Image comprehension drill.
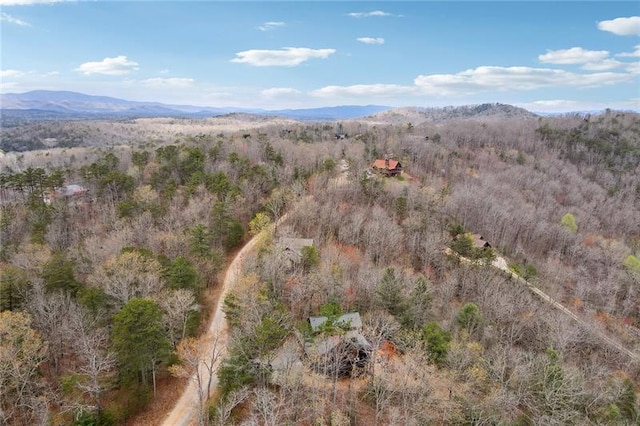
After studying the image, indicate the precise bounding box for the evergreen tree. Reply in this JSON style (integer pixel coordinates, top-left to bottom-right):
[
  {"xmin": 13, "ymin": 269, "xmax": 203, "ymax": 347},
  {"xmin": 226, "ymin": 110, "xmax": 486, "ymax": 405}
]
[
  {"xmin": 189, "ymin": 224, "xmax": 212, "ymax": 258},
  {"xmin": 422, "ymin": 321, "xmax": 450, "ymax": 365},
  {"xmin": 41, "ymin": 252, "xmax": 82, "ymax": 296},
  {"xmin": 405, "ymin": 274, "xmax": 432, "ymax": 329},
  {"xmin": 0, "ymin": 266, "xmax": 29, "ymax": 311},
  {"xmin": 375, "ymin": 267, "xmax": 408, "ymax": 319},
  {"xmin": 456, "ymin": 302, "xmax": 483, "ymax": 336},
  {"xmin": 168, "ymin": 256, "xmax": 199, "ymax": 291},
  {"xmin": 111, "ymin": 298, "xmax": 171, "ymax": 394}
]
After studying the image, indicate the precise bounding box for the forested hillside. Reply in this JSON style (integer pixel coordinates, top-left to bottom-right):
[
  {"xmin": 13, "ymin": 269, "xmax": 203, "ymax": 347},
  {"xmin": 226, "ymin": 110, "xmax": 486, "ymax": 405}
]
[{"xmin": 1, "ymin": 110, "xmax": 638, "ymax": 425}]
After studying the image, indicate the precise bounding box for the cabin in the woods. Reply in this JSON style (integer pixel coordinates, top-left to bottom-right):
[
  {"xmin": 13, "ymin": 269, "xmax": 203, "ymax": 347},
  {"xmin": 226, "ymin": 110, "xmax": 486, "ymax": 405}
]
[
  {"xmin": 306, "ymin": 312, "xmax": 371, "ymax": 377},
  {"xmin": 471, "ymin": 234, "xmax": 491, "ymax": 250},
  {"xmin": 371, "ymin": 158, "xmax": 403, "ymax": 177},
  {"xmin": 44, "ymin": 184, "xmax": 89, "ymax": 205},
  {"xmin": 309, "ymin": 312, "xmax": 363, "ymax": 333},
  {"xmin": 277, "ymin": 237, "xmax": 314, "ymax": 266}
]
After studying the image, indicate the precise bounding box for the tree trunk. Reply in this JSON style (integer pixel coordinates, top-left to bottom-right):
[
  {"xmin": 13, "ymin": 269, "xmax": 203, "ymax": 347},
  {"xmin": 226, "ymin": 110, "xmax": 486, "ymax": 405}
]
[{"xmin": 152, "ymin": 363, "xmax": 157, "ymax": 397}]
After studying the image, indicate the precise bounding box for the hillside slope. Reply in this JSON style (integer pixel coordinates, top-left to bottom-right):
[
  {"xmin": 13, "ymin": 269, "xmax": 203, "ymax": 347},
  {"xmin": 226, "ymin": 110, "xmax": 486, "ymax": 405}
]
[{"xmin": 0, "ymin": 111, "xmax": 638, "ymax": 425}]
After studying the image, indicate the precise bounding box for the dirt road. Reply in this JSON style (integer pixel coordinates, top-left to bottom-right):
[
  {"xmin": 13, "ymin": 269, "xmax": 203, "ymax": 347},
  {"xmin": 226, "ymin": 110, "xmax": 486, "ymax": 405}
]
[
  {"xmin": 490, "ymin": 255, "xmax": 640, "ymax": 364},
  {"xmin": 160, "ymin": 233, "xmax": 262, "ymax": 426},
  {"xmin": 447, "ymin": 248, "xmax": 640, "ymax": 364}
]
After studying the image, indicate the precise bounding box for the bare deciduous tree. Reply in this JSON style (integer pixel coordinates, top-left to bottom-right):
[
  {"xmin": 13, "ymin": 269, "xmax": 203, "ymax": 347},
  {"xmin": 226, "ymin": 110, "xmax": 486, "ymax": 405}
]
[
  {"xmin": 89, "ymin": 250, "xmax": 163, "ymax": 308},
  {"xmin": 155, "ymin": 288, "xmax": 198, "ymax": 346},
  {"xmin": 170, "ymin": 335, "xmax": 222, "ymax": 426},
  {"xmin": 67, "ymin": 303, "xmax": 115, "ymax": 416},
  {"xmin": 0, "ymin": 310, "xmax": 48, "ymax": 425},
  {"xmin": 26, "ymin": 279, "xmax": 73, "ymax": 374},
  {"xmin": 211, "ymin": 387, "xmax": 249, "ymax": 426}
]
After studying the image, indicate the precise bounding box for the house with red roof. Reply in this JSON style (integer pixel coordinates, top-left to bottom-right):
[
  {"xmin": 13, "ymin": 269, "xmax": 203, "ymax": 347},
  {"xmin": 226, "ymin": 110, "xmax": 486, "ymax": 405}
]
[{"xmin": 371, "ymin": 158, "xmax": 403, "ymax": 177}]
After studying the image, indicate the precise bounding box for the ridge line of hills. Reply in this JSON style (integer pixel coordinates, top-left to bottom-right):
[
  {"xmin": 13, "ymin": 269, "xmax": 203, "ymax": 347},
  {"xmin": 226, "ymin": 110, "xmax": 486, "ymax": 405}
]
[
  {"xmin": 0, "ymin": 90, "xmax": 389, "ymax": 121},
  {"xmin": 1, "ymin": 90, "xmax": 544, "ymax": 122}
]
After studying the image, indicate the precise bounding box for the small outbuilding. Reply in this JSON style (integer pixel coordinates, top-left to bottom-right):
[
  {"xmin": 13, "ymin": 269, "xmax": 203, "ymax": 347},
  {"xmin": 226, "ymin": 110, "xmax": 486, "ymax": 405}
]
[
  {"xmin": 471, "ymin": 234, "xmax": 491, "ymax": 250},
  {"xmin": 276, "ymin": 237, "xmax": 314, "ymax": 266}
]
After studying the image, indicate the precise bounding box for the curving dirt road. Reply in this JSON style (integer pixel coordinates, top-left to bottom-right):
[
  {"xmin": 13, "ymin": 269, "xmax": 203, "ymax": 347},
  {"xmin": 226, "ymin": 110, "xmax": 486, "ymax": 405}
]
[{"xmin": 160, "ymin": 233, "xmax": 263, "ymax": 426}]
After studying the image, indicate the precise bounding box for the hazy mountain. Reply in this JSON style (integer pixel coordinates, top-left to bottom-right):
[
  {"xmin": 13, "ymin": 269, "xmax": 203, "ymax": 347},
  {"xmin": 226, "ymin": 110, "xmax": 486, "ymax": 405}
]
[
  {"xmin": 364, "ymin": 103, "xmax": 538, "ymax": 125},
  {"xmin": 1, "ymin": 91, "xmax": 545, "ymax": 124},
  {"xmin": 0, "ymin": 90, "xmax": 235, "ymax": 115},
  {"xmin": 0, "ymin": 90, "xmax": 391, "ymax": 121},
  {"xmin": 267, "ymin": 105, "xmax": 391, "ymax": 120}
]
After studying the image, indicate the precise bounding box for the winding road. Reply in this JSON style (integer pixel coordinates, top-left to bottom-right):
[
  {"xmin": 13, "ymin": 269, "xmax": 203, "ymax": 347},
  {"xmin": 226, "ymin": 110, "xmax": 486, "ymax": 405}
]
[{"xmin": 160, "ymin": 232, "xmax": 262, "ymax": 426}]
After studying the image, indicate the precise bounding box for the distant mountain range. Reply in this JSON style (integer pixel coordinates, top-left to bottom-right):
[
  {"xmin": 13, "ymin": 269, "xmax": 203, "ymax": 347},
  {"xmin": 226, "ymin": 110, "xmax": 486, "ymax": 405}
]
[
  {"xmin": 0, "ymin": 90, "xmax": 391, "ymax": 121},
  {"xmin": 3, "ymin": 90, "xmax": 631, "ymax": 126}
]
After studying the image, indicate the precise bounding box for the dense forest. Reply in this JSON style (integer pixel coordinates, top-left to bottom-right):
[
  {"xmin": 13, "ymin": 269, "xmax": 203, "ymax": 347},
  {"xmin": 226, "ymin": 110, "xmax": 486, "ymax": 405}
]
[{"xmin": 0, "ymin": 109, "xmax": 638, "ymax": 425}]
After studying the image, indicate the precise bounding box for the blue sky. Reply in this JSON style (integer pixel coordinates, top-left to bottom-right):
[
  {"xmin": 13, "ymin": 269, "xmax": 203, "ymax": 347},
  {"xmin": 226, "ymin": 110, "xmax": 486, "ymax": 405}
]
[{"xmin": 1, "ymin": 1, "xmax": 639, "ymax": 112}]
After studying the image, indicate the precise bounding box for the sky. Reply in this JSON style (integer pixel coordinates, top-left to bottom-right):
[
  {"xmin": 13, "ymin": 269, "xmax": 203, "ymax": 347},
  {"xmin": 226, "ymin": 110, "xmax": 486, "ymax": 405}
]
[{"xmin": 0, "ymin": 1, "xmax": 639, "ymax": 112}]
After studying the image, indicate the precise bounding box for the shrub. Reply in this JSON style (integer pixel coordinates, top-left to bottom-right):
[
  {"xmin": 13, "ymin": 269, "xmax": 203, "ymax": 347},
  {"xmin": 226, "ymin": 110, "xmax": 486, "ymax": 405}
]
[
  {"xmin": 509, "ymin": 262, "xmax": 538, "ymax": 281},
  {"xmin": 456, "ymin": 303, "xmax": 483, "ymax": 336},
  {"xmin": 623, "ymin": 255, "xmax": 640, "ymax": 274},
  {"xmin": 422, "ymin": 321, "xmax": 450, "ymax": 365},
  {"xmin": 561, "ymin": 213, "xmax": 578, "ymax": 233}
]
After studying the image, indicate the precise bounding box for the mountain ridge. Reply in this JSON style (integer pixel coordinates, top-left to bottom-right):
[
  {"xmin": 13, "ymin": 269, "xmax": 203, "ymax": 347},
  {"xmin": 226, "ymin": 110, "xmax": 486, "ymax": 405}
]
[
  {"xmin": 0, "ymin": 90, "xmax": 392, "ymax": 121},
  {"xmin": 1, "ymin": 90, "xmax": 631, "ymax": 123}
]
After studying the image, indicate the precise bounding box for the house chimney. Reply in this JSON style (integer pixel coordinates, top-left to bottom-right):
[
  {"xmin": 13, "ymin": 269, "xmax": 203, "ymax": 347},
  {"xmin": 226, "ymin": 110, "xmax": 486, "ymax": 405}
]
[{"xmin": 385, "ymin": 158, "xmax": 389, "ymax": 169}]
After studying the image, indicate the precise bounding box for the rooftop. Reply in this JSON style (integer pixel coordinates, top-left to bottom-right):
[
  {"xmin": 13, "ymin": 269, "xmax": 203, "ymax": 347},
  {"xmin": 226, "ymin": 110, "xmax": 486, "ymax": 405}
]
[{"xmin": 309, "ymin": 312, "xmax": 363, "ymax": 332}]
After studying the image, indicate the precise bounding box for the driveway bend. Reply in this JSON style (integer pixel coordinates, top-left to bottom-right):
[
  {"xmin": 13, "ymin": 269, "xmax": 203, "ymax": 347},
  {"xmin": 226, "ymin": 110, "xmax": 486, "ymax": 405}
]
[{"xmin": 160, "ymin": 233, "xmax": 262, "ymax": 426}]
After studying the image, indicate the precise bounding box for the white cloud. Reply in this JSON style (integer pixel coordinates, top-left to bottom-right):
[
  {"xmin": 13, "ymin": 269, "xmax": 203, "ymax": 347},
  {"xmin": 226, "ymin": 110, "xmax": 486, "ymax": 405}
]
[
  {"xmin": 347, "ymin": 10, "xmax": 395, "ymax": 18},
  {"xmin": 203, "ymin": 91, "xmax": 235, "ymax": 101},
  {"xmin": 0, "ymin": 69, "xmax": 25, "ymax": 78},
  {"xmin": 261, "ymin": 87, "xmax": 301, "ymax": 97},
  {"xmin": 413, "ymin": 66, "xmax": 633, "ymax": 96},
  {"xmin": 231, "ymin": 47, "xmax": 335, "ymax": 67},
  {"xmin": 310, "ymin": 64, "xmax": 637, "ymax": 101},
  {"xmin": 1, "ymin": 12, "xmax": 31, "ymax": 26},
  {"xmin": 538, "ymin": 47, "xmax": 609, "ymax": 64},
  {"xmin": 520, "ymin": 99, "xmax": 584, "ymax": 112},
  {"xmin": 258, "ymin": 21, "xmax": 285, "ymax": 31},
  {"xmin": 527, "ymin": 99, "xmax": 580, "ymax": 107},
  {"xmin": 597, "ymin": 16, "xmax": 640, "ymax": 36},
  {"xmin": 627, "ymin": 62, "xmax": 640, "ymax": 74},
  {"xmin": 617, "ymin": 45, "xmax": 640, "ymax": 57},
  {"xmin": 0, "ymin": 81, "xmax": 20, "ymax": 91},
  {"xmin": 139, "ymin": 77, "xmax": 195, "ymax": 88},
  {"xmin": 0, "ymin": 0, "xmax": 63, "ymax": 4},
  {"xmin": 518, "ymin": 99, "xmax": 640, "ymax": 113},
  {"xmin": 357, "ymin": 37, "xmax": 385, "ymax": 45},
  {"xmin": 75, "ymin": 56, "xmax": 139, "ymax": 75},
  {"xmin": 312, "ymin": 84, "xmax": 414, "ymax": 98},
  {"xmin": 581, "ymin": 59, "xmax": 624, "ymax": 71}
]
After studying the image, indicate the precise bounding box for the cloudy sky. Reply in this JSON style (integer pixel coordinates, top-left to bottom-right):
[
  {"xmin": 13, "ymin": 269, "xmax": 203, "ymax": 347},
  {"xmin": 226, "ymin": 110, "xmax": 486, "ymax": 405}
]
[{"xmin": 1, "ymin": 1, "xmax": 639, "ymax": 112}]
